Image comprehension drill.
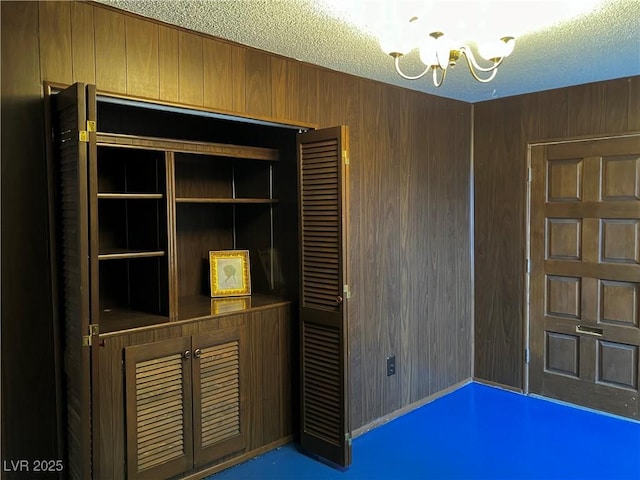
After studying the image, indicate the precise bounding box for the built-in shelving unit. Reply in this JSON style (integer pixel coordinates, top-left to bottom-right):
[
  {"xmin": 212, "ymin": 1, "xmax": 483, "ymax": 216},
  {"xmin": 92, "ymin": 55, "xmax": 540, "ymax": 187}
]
[
  {"xmin": 53, "ymin": 84, "xmax": 299, "ymax": 480},
  {"xmin": 94, "ymin": 132, "xmax": 283, "ymax": 332}
]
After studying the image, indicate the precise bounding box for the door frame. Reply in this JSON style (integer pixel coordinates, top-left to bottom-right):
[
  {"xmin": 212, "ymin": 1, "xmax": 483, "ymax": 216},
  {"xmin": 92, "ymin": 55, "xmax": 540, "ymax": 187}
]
[{"xmin": 524, "ymin": 131, "xmax": 640, "ymax": 396}]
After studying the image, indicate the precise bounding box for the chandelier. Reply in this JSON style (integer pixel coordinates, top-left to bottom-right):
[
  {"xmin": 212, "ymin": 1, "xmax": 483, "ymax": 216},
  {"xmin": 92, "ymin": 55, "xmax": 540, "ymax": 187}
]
[{"xmin": 380, "ymin": 17, "xmax": 516, "ymax": 87}]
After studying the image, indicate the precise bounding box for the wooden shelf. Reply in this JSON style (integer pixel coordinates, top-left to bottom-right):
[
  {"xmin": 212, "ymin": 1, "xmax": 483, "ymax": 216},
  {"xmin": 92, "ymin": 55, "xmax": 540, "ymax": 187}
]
[
  {"xmin": 177, "ymin": 294, "xmax": 292, "ymax": 321},
  {"xmin": 97, "ymin": 132, "xmax": 280, "ymax": 161},
  {"xmin": 98, "ymin": 193, "xmax": 164, "ymax": 199},
  {"xmin": 99, "ymin": 308, "xmax": 170, "ymax": 334},
  {"xmin": 175, "ymin": 197, "xmax": 278, "ymax": 204},
  {"xmin": 98, "ymin": 249, "xmax": 166, "ymax": 260}
]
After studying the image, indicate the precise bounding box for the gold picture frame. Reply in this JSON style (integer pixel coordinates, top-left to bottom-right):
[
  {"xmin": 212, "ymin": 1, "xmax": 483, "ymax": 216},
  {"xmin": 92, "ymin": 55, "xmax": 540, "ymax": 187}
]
[{"xmin": 209, "ymin": 250, "xmax": 251, "ymax": 297}]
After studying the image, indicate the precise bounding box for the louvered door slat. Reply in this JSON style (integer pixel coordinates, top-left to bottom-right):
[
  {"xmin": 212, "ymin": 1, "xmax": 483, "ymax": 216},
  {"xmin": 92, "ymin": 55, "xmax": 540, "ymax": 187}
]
[
  {"xmin": 125, "ymin": 337, "xmax": 192, "ymax": 480},
  {"xmin": 193, "ymin": 327, "xmax": 247, "ymax": 467},
  {"xmin": 54, "ymin": 83, "xmax": 93, "ymax": 480},
  {"xmin": 199, "ymin": 341, "xmax": 240, "ymax": 447},
  {"xmin": 298, "ymin": 126, "xmax": 351, "ymax": 468}
]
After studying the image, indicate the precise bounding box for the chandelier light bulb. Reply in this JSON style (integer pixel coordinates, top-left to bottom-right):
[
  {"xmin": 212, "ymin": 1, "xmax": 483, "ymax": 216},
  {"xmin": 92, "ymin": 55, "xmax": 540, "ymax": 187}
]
[
  {"xmin": 379, "ymin": 24, "xmax": 413, "ymax": 56},
  {"xmin": 418, "ymin": 36, "xmax": 438, "ymax": 67},
  {"xmin": 478, "ymin": 36, "xmax": 516, "ymax": 61},
  {"xmin": 500, "ymin": 37, "xmax": 516, "ymax": 57},
  {"xmin": 433, "ymin": 33, "xmax": 451, "ymax": 69}
]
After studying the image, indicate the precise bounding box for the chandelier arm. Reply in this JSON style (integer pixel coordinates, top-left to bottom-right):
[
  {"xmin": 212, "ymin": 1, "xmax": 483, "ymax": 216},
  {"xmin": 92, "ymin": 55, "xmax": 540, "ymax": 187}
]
[
  {"xmin": 432, "ymin": 66, "xmax": 446, "ymax": 87},
  {"xmin": 464, "ymin": 60, "xmax": 499, "ymax": 83},
  {"xmin": 394, "ymin": 55, "xmax": 431, "ymax": 80},
  {"xmin": 459, "ymin": 49, "xmax": 500, "ymax": 83},
  {"xmin": 460, "ymin": 46, "xmax": 504, "ymax": 73}
]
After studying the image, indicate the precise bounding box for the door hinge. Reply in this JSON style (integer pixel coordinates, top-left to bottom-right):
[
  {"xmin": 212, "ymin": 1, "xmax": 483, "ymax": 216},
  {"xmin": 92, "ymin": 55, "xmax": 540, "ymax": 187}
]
[
  {"xmin": 342, "ymin": 150, "xmax": 349, "ymax": 165},
  {"xmin": 79, "ymin": 130, "xmax": 88, "ymax": 142},
  {"xmin": 526, "ymin": 258, "xmax": 531, "ymax": 273},
  {"xmin": 87, "ymin": 120, "xmax": 96, "ymax": 132},
  {"xmin": 525, "ymin": 348, "xmax": 530, "ymax": 364},
  {"xmin": 527, "ymin": 166, "xmax": 532, "ymax": 183},
  {"xmin": 343, "ymin": 284, "xmax": 351, "ymax": 300},
  {"xmin": 82, "ymin": 324, "xmax": 99, "ymax": 347},
  {"xmin": 345, "ymin": 432, "xmax": 352, "ymax": 446}
]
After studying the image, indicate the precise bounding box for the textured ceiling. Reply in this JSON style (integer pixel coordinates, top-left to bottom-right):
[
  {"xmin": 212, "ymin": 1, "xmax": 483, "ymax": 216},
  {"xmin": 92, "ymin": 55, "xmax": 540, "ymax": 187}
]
[{"xmin": 97, "ymin": 0, "xmax": 640, "ymax": 103}]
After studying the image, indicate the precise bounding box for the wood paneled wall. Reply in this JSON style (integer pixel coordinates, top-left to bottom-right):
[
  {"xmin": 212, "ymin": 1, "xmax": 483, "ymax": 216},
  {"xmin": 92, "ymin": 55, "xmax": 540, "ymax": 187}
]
[
  {"xmin": 1, "ymin": 0, "xmax": 472, "ymax": 462},
  {"xmin": 474, "ymin": 77, "xmax": 640, "ymax": 389},
  {"xmin": 1, "ymin": 2, "xmax": 60, "ymax": 474}
]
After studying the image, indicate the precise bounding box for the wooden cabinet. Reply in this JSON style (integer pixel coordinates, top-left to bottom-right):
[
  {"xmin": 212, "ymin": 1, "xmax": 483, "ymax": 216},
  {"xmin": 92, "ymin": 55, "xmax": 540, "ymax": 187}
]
[
  {"xmin": 51, "ymin": 83, "xmax": 299, "ymax": 479},
  {"xmin": 124, "ymin": 326, "xmax": 247, "ymax": 479},
  {"xmin": 124, "ymin": 336, "xmax": 193, "ymax": 480},
  {"xmin": 51, "ymin": 82, "xmax": 350, "ymax": 478}
]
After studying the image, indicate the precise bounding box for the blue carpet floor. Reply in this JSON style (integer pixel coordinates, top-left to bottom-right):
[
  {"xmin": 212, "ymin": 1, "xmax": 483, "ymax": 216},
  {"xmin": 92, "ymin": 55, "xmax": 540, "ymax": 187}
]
[{"xmin": 210, "ymin": 382, "xmax": 640, "ymax": 480}]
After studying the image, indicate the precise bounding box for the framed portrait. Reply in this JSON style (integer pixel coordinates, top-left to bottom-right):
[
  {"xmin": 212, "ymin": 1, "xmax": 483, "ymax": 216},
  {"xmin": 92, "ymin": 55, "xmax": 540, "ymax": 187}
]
[{"xmin": 209, "ymin": 250, "xmax": 251, "ymax": 297}]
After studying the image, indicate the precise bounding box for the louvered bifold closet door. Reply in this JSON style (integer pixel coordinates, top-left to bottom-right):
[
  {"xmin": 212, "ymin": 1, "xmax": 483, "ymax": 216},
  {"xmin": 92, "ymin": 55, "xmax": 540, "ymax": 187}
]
[
  {"xmin": 192, "ymin": 326, "xmax": 247, "ymax": 467},
  {"xmin": 297, "ymin": 126, "xmax": 351, "ymax": 468},
  {"xmin": 53, "ymin": 82, "xmax": 93, "ymax": 480},
  {"xmin": 125, "ymin": 336, "xmax": 193, "ymax": 480}
]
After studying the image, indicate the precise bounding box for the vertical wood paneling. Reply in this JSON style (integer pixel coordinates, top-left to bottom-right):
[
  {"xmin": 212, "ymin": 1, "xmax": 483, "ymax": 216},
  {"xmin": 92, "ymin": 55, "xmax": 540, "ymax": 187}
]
[
  {"xmin": 94, "ymin": 7, "xmax": 126, "ymax": 93},
  {"xmin": 474, "ymin": 76, "xmax": 639, "ymax": 390},
  {"xmin": 178, "ymin": 31, "xmax": 204, "ymax": 106},
  {"xmin": 291, "ymin": 62, "xmax": 319, "ymax": 124},
  {"xmin": 604, "ymin": 78, "xmax": 632, "ymax": 133},
  {"xmin": 536, "ymin": 88, "xmax": 568, "ymax": 139},
  {"xmin": 158, "ymin": 25, "xmax": 179, "ymax": 102},
  {"xmin": 427, "ymin": 97, "xmax": 472, "ymax": 395},
  {"xmin": 567, "ymin": 83, "xmax": 607, "ymax": 136},
  {"xmin": 71, "ymin": 2, "xmax": 96, "ymax": 84},
  {"xmin": 2, "ymin": 0, "xmax": 59, "ymax": 467},
  {"xmin": 245, "ymin": 49, "xmax": 272, "ymax": 117},
  {"xmin": 125, "ymin": 16, "xmax": 159, "ymax": 99},
  {"xmin": 629, "ymin": 77, "xmax": 640, "ymax": 131},
  {"xmin": 316, "ymin": 69, "xmax": 341, "ymax": 126},
  {"xmin": 39, "ymin": 1, "xmax": 72, "ymax": 84},
  {"xmin": 203, "ymin": 38, "xmax": 234, "ymax": 111},
  {"xmin": 270, "ymin": 57, "xmax": 288, "ymax": 120},
  {"xmin": 474, "ymin": 97, "xmax": 526, "ymax": 388},
  {"xmin": 395, "ymin": 88, "xmax": 415, "ymax": 405},
  {"xmin": 231, "ymin": 46, "xmax": 246, "ymax": 113}
]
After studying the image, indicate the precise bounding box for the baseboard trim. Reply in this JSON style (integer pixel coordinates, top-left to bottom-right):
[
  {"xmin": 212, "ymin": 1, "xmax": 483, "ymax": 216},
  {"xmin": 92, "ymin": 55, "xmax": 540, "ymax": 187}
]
[
  {"xmin": 182, "ymin": 436, "xmax": 294, "ymax": 480},
  {"xmin": 352, "ymin": 378, "xmax": 472, "ymax": 439},
  {"xmin": 473, "ymin": 377, "xmax": 523, "ymax": 393},
  {"xmin": 529, "ymin": 394, "xmax": 640, "ymax": 425}
]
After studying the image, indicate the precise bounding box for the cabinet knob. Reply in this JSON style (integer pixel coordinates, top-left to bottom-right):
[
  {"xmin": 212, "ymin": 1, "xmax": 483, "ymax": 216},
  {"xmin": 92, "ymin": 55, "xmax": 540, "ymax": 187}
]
[
  {"xmin": 194, "ymin": 348, "xmax": 202, "ymax": 358},
  {"xmin": 336, "ymin": 296, "xmax": 343, "ymax": 304},
  {"xmin": 183, "ymin": 350, "xmax": 191, "ymax": 360}
]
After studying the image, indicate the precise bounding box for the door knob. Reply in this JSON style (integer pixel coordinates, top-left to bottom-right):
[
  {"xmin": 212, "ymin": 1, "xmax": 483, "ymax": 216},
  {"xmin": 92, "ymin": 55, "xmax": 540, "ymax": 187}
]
[
  {"xmin": 183, "ymin": 350, "xmax": 191, "ymax": 359},
  {"xmin": 194, "ymin": 348, "xmax": 202, "ymax": 358}
]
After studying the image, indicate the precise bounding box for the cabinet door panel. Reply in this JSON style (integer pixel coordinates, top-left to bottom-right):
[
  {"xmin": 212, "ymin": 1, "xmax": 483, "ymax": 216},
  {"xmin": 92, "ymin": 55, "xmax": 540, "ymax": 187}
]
[
  {"xmin": 193, "ymin": 326, "xmax": 247, "ymax": 467},
  {"xmin": 125, "ymin": 336, "xmax": 193, "ymax": 479}
]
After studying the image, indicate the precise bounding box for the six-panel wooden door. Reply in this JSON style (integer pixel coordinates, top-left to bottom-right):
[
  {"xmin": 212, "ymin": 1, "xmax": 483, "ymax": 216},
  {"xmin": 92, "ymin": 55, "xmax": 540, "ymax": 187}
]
[{"xmin": 529, "ymin": 134, "xmax": 640, "ymax": 419}]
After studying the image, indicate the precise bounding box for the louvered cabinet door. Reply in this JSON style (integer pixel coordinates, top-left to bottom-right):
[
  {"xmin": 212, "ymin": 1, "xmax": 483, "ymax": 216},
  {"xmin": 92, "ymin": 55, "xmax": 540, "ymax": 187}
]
[
  {"xmin": 53, "ymin": 82, "xmax": 94, "ymax": 480},
  {"xmin": 192, "ymin": 326, "xmax": 247, "ymax": 467},
  {"xmin": 125, "ymin": 336, "xmax": 193, "ymax": 480},
  {"xmin": 297, "ymin": 126, "xmax": 351, "ymax": 468}
]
